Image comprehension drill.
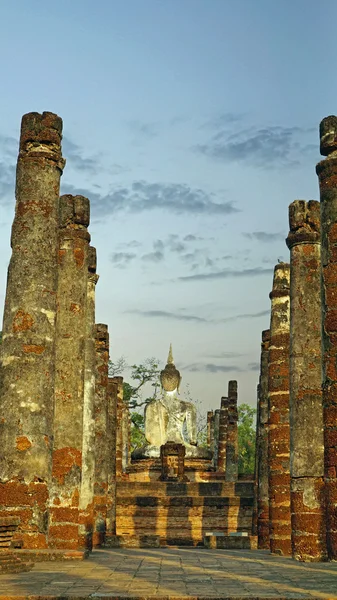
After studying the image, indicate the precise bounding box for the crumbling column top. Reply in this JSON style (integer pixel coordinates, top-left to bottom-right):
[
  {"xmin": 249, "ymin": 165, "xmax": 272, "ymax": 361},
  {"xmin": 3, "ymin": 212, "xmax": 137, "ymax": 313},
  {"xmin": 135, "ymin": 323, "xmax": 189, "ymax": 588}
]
[
  {"xmin": 319, "ymin": 115, "xmax": 337, "ymax": 156},
  {"xmin": 262, "ymin": 329, "xmax": 270, "ymax": 343},
  {"xmin": 286, "ymin": 199, "xmax": 320, "ymax": 248},
  {"xmin": 269, "ymin": 262, "xmax": 290, "ymax": 299},
  {"xmin": 19, "ymin": 111, "xmax": 65, "ymax": 169}
]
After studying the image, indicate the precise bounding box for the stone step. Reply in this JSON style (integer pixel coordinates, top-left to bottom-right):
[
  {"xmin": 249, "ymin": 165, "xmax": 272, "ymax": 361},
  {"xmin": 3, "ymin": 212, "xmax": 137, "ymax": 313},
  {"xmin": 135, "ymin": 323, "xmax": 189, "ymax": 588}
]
[
  {"xmin": 116, "ymin": 495, "xmax": 254, "ymax": 508},
  {"xmin": 204, "ymin": 533, "xmax": 258, "ymax": 549},
  {"xmin": 116, "ymin": 516, "xmax": 253, "ymax": 529},
  {"xmin": 116, "ymin": 481, "xmax": 254, "ymax": 497}
]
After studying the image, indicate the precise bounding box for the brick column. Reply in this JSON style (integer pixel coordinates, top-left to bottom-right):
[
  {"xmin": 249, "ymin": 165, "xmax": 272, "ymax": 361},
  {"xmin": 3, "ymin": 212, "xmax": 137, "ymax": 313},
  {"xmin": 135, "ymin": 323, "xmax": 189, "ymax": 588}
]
[
  {"xmin": 207, "ymin": 411, "xmax": 214, "ymax": 446},
  {"xmin": 217, "ymin": 398, "xmax": 228, "ymax": 473},
  {"xmin": 49, "ymin": 194, "xmax": 90, "ymax": 550},
  {"xmin": 93, "ymin": 324, "xmax": 109, "ymax": 547},
  {"xmin": 106, "ymin": 378, "xmax": 117, "ymax": 542},
  {"xmin": 115, "ymin": 377, "xmax": 123, "ymax": 479},
  {"xmin": 226, "ymin": 381, "xmax": 238, "ymax": 482},
  {"xmin": 0, "ymin": 112, "xmax": 64, "ymax": 548},
  {"xmin": 316, "ymin": 116, "xmax": 337, "ymax": 559},
  {"xmin": 122, "ymin": 397, "xmax": 130, "ymax": 472},
  {"xmin": 268, "ymin": 263, "xmax": 291, "ymax": 556},
  {"xmin": 256, "ymin": 329, "xmax": 271, "ymax": 549},
  {"xmin": 79, "ymin": 246, "xmax": 99, "ymax": 551},
  {"xmin": 286, "ymin": 199, "xmax": 326, "ymax": 561},
  {"xmin": 213, "ymin": 409, "xmax": 220, "ymax": 470}
]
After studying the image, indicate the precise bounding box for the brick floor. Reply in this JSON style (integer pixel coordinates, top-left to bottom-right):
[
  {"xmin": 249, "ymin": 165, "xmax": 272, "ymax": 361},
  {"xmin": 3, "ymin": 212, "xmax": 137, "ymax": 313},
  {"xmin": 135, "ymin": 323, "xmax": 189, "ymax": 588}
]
[{"xmin": 0, "ymin": 547, "xmax": 336, "ymax": 598}]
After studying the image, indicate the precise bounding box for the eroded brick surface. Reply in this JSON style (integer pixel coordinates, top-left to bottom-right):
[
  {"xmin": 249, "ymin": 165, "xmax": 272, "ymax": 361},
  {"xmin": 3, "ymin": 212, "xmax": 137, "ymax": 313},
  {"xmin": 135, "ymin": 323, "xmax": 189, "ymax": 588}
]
[{"xmin": 268, "ymin": 263, "xmax": 291, "ymax": 556}]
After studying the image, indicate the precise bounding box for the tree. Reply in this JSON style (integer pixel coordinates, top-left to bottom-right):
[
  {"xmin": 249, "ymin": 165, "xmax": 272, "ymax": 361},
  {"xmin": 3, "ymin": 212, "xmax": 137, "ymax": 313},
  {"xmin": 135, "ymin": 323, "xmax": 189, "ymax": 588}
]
[
  {"xmin": 238, "ymin": 403, "xmax": 256, "ymax": 475},
  {"xmin": 109, "ymin": 357, "xmax": 160, "ymax": 410},
  {"xmin": 130, "ymin": 412, "xmax": 146, "ymax": 452}
]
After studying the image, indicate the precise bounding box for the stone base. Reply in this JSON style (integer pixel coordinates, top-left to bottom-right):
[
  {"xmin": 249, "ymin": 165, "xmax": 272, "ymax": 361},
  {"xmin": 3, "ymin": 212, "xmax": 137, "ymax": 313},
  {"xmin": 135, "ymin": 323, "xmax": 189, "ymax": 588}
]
[
  {"xmin": 132, "ymin": 444, "xmax": 213, "ymax": 460},
  {"xmin": 0, "ymin": 550, "xmax": 33, "ymax": 573},
  {"xmin": 204, "ymin": 533, "xmax": 258, "ymax": 549},
  {"xmin": 105, "ymin": 535, "xmax": 160, "ymax": 548},
  {"xmin": 14, "ymin": 549, "xmax": 89, "ymax": 561}
]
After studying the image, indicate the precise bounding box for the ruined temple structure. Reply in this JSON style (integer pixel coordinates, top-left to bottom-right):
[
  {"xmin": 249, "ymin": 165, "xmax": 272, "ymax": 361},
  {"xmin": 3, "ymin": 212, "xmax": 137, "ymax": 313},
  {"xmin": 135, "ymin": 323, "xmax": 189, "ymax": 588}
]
[
  {"xmin": 9, "ymin": 110, "xmax": 337, "ymax": 561},
  {"xmin": 254, "ymin": 115, "xmax": 337, "ymax": 562},
  {"xmin": 0, "ymin": 112, "xmax": 254, "ymax": 557},
  {"xmin": 116, "ymin": 348, "xmax": 255, "ymax": 547}
]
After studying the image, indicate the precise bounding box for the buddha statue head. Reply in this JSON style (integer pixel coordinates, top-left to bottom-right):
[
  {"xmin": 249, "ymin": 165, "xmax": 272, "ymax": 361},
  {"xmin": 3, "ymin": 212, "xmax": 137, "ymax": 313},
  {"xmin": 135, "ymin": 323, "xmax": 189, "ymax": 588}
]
[{"xmin": 160, "ymin": 344, "xmax": 182, "ymax": 393}]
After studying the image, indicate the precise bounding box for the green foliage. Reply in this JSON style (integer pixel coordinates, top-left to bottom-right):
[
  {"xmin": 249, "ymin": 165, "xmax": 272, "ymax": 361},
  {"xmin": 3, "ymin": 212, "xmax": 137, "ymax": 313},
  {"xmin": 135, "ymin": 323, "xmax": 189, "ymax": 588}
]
[
  {"xmin": 109, "ymin": 357, "xmax": 160, "ymax": 409},
  {"xmin": 238, "ymin": 403, "xmax": 256, "ymax": 475},
  {"xmin": 130, "ymin": 411, "xmax": 146, "ymax": 452}
]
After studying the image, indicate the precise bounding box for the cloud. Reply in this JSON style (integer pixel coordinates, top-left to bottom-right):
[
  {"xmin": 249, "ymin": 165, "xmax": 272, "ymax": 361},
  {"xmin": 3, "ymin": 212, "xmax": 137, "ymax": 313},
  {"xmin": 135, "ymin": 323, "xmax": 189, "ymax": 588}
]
[
  {"xmin": 119, "ymin": 240, "xmax": 142, "ymax": 249},
  {"xmin": 243, "ymin": 231, "xmax": 285, "ymax": 243},
  {"xmin": 207, "ymin": 351, "xmax": 246, "ymax": 359},
  {"xmin": 248, "ymin": 362, "xmax": 260, "ymax": 371},
  {"xmin": 125, "ymin": 307, "xmax": 269, "ymax": 325},
  {"xmin": 61, "ymin": 181, "xmax": 239, "ymax": 218},
  {"xmin": 62, "ymin": 137, "xmax": 100, "ymax": 175},
  {"xmin": 202, "ymin": 113, "xmax": 245, "ymax": 130},
  {"xmin": 110, "ymin": 252, "xmax": 137, "ymax": 268},
  {"xmin": 184, "ymin": 362, "xmax": 242, "ymax": 373},
  {"xmin": 197, "ymin": 125, "xmax": 315, "ymax": 168},
  {"xmin": 142, "ymin": 250, "xmax": 165, "ymax": 263},
  {"xmin": 126, "ymin": 309, "xmax": 207, "ymax": 323},
  {"xmin": 0, "ymin": 162, "xmax": 15, "ymax": 203},
  {"xmin": 178, "ymin": 267, "xmax": 274, "ymax": 282},
  {"xmin": 127, "ymin": 120, "xmax": 158, "ymax": 139}
]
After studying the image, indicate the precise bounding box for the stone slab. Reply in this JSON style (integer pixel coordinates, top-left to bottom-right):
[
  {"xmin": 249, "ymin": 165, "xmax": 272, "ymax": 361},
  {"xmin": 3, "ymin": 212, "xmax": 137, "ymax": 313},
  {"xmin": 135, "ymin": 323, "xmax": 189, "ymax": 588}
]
[
  {"xmin": 0, "ymin": 547, "xmax": 336, "ymax": 598},
  {"xmin": 204, "ymin": 534, "xmax": 258, "ymax": 549}
]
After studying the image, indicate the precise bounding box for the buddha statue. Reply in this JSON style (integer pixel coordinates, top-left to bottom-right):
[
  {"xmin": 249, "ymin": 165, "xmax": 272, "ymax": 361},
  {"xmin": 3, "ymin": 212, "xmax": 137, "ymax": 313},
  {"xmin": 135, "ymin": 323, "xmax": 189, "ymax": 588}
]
[{"xmin": 132, "ymin": 345, "xmax": 212, "ymax": 459}]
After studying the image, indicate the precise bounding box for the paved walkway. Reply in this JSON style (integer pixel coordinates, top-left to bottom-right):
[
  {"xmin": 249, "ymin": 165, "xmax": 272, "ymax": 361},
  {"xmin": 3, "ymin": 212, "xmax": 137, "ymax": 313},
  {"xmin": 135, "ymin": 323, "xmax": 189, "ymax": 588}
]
[{"xmin": 0, "ymin": 548, "xmax": 337, "ymax": 598}]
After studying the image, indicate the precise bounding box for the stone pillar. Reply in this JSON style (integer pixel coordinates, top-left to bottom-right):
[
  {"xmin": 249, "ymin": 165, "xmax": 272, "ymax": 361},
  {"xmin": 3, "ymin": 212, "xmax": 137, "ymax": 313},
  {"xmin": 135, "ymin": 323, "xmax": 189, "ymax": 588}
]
[
  {"xmin": 122, "ymin": 398, "xmax": 130, "ymax": 472},
  {"xmin": 286, "ymin": 200, "xmax": 326, "ymax": 561},
  {"xmin": 207, "ymin": 411, "xmax": 214, "ymax": 446},
  {"xmin": 0, "ymin": 112, "xmax": 64, "ymax": 549},
  {"xmin": 115, "ymin": 377, "xmax": 124, "ymax": 479},
  {"xmin": 217, "ymin": 397, "xmax": 228, "ymax": 473},
  {"xmin": 316, "ymin": 116, "xmax": 337, "ymax": 559},
  {"xmin": 106, "ymin": 378, "xmax": 118, "ymax": 542},
  {"xmin": 226, "ymin": 381, "xmax": 238, "ymax": 481},
  {"xmin": 268, "ymin": 263, "xmax": 291, "ymax": 556},
  {"xmin": 256, "ymin": 329, "xmax": 271, "ymax": 550},
  {"xmin": 93, "ymin": 324, "xmax": 109, "ymax": 547},
  {"xmin": 79, "ymin": 246, "xmax": 99, "ymax": 552},
  {"xmin": 213, "ymin": 409, "xmax": 220, "ymax": 470},
  {"xmin": 49, "ymin": 194, "xmax": 90, "ymax": 550}
]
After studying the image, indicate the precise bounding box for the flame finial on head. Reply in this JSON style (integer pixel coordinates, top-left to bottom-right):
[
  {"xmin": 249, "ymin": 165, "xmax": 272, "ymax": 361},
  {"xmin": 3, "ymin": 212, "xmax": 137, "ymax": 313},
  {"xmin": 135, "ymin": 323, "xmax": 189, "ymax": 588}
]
[
  {"xmin": 160, "ymin": 343, "xmax": 181, "ymax": 392},
  {"xmin": 167, "ymin": 343, "xmax": 174, "ymax": 365}
]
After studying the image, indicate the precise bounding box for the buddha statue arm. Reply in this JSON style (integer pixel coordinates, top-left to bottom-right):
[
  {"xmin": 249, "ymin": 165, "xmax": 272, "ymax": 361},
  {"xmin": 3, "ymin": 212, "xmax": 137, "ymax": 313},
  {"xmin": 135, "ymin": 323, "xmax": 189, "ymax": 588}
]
[{"xmin": 185, "ymin": 403, "xmax": 197, "ymax": 445}]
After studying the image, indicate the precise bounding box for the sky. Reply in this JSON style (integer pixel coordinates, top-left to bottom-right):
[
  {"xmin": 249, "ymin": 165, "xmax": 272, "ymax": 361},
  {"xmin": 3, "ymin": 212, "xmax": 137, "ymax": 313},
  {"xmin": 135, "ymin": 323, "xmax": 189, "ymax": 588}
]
[{"xmin": 0, "ymin": 0, "xmax": 336, "ymax": 417}]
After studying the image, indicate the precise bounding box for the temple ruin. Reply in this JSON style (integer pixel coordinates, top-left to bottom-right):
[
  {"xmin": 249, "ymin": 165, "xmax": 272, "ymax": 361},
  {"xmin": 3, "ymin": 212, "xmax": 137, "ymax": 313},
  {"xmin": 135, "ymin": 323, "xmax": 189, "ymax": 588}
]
[{"xmin": 1, "ymin": 110, "xmax": 337, "ymax": 563}]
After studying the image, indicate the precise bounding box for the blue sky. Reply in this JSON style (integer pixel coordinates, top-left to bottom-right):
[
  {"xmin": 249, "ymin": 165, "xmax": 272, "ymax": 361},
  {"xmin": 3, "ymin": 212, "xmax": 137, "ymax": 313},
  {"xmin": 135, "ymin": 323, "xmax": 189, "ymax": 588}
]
[{"xmin": 0, "ymin": 0, "xmax": 336, "ymax": 414}]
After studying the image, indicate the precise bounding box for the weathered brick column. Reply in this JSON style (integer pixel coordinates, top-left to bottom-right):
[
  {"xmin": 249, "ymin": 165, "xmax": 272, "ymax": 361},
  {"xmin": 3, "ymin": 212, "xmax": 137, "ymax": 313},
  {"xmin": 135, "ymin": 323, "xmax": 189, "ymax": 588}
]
[
  {"xmin": 122, "ymin": 397, "xmax": 130, "ymax": 472},
  {"xmin": 286, "ymin": 200, "xmax": 326, "ymax": 561},
  {"xmin": 226, "ymin": 381, "xmax": 238, "ymax": 482},
  {"xmin": 268, "ymin": 263, "xmax": 291, "ymax": 556},
  {"xmin": 106, "ymin": 378, "xmax": 118, "ymax": 542},
  {"xmin": 49, "ymin": 194, "xmax": 90, "ymax": 550},
  {"xmin": 316, "ymin": 116, "xmax": 337, "ymax": 559},
  {"xmin": 0, "ymin": 112, "xmax": 64, "ymax": 548},
  {"xmin": 79, "ymin": 246, "xmax": 99, "ymax": 551},
  {"xmin": 213, "ymin": 409, "xmax": 220, "ymax": 470},
  {"xmin": 207, "ymin": 411, "xmax": 214, "ymax": 446},
  {"xmin": 93, "ymin": 323, "xmax": 109, "ymax": 547},
  {"xmin": 256, "ymin": 329, "xmax": 271, "ymax": 549},
  {"xmin": 115, "ymin": 377, "xmax": 124, "ymax": 479},
  {"xmin": 217, "ymin": 397, "xmax": 228, "ymax": 472}
]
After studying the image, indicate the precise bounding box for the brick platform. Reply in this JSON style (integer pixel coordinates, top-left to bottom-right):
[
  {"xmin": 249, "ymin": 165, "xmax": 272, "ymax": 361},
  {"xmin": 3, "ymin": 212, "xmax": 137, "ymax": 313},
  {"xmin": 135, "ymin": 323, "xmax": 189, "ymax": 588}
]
[
  {"xmin": 0, "ymin": 547, "xmax": 336, "ymax": 597},
  {"xmin": 116, "ymin": 481, "xmax": 254, "ymax": 546}
]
